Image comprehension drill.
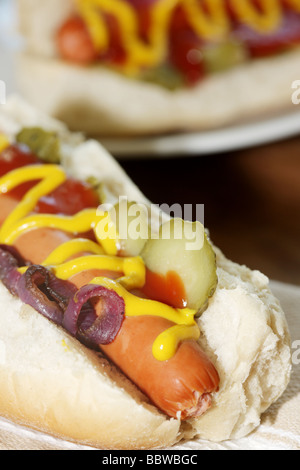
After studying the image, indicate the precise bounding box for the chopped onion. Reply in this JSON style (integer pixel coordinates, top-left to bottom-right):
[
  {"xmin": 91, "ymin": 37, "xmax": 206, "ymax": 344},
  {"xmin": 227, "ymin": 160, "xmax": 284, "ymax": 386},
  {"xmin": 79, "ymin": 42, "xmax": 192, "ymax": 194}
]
[
  {"xmin": 17, "ymin": 265, "xmax": 66, "ymax": 326},
  {"xmin": 63, "ymin": 284, "xmax": 125, "ymax": 345},
  {"xmin": 0, "ymin": 245, "xmax": 24, "ymax": 294},
  {"xmin": 0, "ymin": 245, "xmax": 125, "ymax": 347}
]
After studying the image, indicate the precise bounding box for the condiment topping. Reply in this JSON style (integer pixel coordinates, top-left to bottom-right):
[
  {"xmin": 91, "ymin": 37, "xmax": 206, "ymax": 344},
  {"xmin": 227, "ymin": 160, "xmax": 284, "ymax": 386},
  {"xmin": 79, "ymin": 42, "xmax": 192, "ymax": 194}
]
[
  {"xmin": 64, "ymin": 0, "xmax": 300, "ymax": 84},
  {"xmin": 0, "ymin": 134, "xmax": 9, "ymax": 153},
  {"xmin": 0, "ymin": 139, "xmax": 202, "ymax": 361},
  {"xmin": 16, "ymin": 127, "xmax": 62, "ymax": 164}
]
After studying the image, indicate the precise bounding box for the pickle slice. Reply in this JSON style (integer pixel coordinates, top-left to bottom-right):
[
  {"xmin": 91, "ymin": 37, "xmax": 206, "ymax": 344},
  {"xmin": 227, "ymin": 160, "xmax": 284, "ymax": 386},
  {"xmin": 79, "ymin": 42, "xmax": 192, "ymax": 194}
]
[
  {"xmin": 98, "ymin": 199, "xmax": 150, "ymax": 257},
  {"xmin": 203, "ymin": 39, "xmax": 248, "ymax": 74},
  {"xmin": 16, "ymin": 127, "xmax": 61, "ymax": 163},
  {"xmin": 141, "ymin": 218, "xmax": 218, "ymax": 313}
]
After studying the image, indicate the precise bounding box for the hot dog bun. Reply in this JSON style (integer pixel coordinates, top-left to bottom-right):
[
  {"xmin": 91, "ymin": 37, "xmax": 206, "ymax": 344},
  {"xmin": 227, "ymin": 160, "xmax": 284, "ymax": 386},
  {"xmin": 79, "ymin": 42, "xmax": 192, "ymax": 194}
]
[
  {"xmin": 0, "ymin": 96, "xmax": 291, "ymax": 449},
  {"xmin": 0, "ymin": 281, "xmax": 182, "ymax": 450},
  {"xmin": 16, "ymin": 0, "xmax": 300, "ymax": 137}
]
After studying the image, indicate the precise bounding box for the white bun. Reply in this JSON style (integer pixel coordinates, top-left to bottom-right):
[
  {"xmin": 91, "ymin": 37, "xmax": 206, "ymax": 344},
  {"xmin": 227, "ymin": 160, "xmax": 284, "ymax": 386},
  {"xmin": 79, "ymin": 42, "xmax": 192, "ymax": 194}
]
[
  {"xmin": 0, "ymin": 96, "xmax": 292, "ymax": 448},
  {"xmin": 0, "ymin": 283, "xmax": 183, "ymax": 450},
  {"xmin": 17, "ymin": 0, "xmax": 300, "ymax": 136},
  {"xmin": 196, "ymin": 248, "xmax": 291, "ymax": 441}
]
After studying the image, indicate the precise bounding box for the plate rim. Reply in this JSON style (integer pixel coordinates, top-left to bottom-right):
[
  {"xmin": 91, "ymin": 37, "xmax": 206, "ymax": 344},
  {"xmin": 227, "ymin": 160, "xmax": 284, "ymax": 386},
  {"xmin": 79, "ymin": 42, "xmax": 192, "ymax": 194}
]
[{"xmin": 100, "ymin": 110, "xmax": 300, "ymax": 158}]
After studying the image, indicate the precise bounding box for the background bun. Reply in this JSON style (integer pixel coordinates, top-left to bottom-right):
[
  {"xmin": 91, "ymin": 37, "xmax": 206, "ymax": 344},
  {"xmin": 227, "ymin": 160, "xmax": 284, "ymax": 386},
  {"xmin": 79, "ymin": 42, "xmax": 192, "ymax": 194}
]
[{"xmin": 0, "ymin": 96, "xmax": 292, "ymax": 448}]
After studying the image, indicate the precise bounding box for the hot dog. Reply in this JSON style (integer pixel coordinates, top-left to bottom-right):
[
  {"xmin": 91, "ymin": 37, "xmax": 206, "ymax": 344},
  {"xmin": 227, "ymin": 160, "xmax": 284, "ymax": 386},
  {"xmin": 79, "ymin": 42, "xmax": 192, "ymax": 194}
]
[
  {"xmin": 0, "ymin": 96, "xmax": 292, "ymax": 449},
  {"xmin": 0, "ymin": 141, "xmax": 220, "ymax": 420},
  {"xmin": 17, "ymin": 0, "xmax": 300, "ymax": 137}
]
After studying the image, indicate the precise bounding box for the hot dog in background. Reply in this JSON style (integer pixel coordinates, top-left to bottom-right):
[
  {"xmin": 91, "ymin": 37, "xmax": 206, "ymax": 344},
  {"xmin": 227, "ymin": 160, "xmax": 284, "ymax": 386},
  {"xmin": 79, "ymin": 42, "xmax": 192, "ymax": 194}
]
[
  {"xmin": 0, "ymin": 97, "xmax": 292, "ymax": 449},
  {"xmin": 17, "ymin": 0, "xmax": 300, "ymax": 136},
  {"xmin": 57, "ymin": 0, "xmax": 300, "ymax": 85}
]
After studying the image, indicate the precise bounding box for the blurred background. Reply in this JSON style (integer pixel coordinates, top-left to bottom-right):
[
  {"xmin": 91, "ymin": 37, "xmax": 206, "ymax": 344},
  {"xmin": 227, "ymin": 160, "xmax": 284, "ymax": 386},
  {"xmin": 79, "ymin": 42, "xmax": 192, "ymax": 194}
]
[
  {"xmin": 0, "ymin": 0, "xmax": 300, "ymax": 286},
  {"xmin": 121, "ymin": 135, "xmax": 300, "ymax": 286}
]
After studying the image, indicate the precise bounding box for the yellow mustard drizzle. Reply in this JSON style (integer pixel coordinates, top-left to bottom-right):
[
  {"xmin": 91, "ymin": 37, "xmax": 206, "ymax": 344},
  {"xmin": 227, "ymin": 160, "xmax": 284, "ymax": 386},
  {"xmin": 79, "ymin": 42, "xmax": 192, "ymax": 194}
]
[
  {"xmin": 75, "ymin": 0, "xmax": 300, "ymax": 70},
  {"xmin": 94, "ymin": 209, "xmax": 120, "ymax": 256},
  {"xmin": 42, "ymin": 238, "xmax": 105, "ymax": 264},
  {"xmin": 89, "ymin": 277, "xmax": 200, "ymax": 361},
  {"xmin": 77, "ymin": 0, "xmax": 180, "ymax": 72},
  {"xmin": 291, "ymin": 0, "xmax": 300, "ymax": 10},
  {"xmin": 0, "ymin": 165, "xmax": 67, "ymax": 243},
  {"xmin": 47, "ymin": 255, "xmax": 146, "ymax": 290},
  {"xmin": 183, "ymin": 0, "xmax": 230, "ymax": 39},
  {"xmin": 0, "ymin": 134, "xmax": 10, "ymax": 153},
  {"xmin": 0, "ymin": 161, "xmax": 199, "ymax": 361},
  {"xmin": 230, "ymin": 0, "xmax": 282, "ymax": 33},
  {"xmin": 1, "ymin": 208, "xmax": 98, "ymax": 245}
]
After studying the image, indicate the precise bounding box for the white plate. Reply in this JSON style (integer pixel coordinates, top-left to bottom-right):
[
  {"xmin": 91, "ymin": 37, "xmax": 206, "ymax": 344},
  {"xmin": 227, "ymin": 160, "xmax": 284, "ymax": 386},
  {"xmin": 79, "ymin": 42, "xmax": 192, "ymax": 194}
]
[
  {"xmin": 1, "ymin": 0, "xmax": 300, "ymax": 158},
  {"xmin": 100, "ymin": 110, "xmax": 300, "ymax": 158},
  {"xmin": 0, "ymin": 0, "xmax": 22, "ymax": 95}
]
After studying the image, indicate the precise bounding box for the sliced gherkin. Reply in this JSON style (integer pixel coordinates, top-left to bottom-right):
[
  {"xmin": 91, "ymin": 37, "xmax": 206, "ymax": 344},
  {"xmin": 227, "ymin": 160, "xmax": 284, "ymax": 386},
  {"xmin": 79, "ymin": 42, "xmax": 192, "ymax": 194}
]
[
  {"xmin": 141, "ymin": 218, "xmax": 218, "ymax": 314},
  {"xmin": 16, "ymin": 127, "xmax": 61, "ymax": 163},
  {"xmin": 97, "ymin": 199, "xmax": 150, "ymax": 257},
  {"xmin": 139, "ymin": 64, "xmax": 185, "ymax": 90},
  {"xmin": 203, "ymin": 39, "xmax": 248, "ymax": 74}
]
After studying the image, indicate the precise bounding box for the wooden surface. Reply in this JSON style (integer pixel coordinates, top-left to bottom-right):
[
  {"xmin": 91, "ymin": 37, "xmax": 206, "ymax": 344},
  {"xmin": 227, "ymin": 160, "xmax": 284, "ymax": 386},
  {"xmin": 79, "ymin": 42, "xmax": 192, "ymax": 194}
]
[{"xmin": 120, "ymin": 135, "xmax": 300, "ymax": 287}]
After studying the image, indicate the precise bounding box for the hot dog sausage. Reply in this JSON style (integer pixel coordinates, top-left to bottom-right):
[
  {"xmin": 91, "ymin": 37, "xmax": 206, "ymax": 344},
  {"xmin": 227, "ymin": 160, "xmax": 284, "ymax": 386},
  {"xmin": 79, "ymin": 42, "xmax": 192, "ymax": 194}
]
[{"xmin": 0, "ymin": 148, "xmax": 220, "ymax": 420}]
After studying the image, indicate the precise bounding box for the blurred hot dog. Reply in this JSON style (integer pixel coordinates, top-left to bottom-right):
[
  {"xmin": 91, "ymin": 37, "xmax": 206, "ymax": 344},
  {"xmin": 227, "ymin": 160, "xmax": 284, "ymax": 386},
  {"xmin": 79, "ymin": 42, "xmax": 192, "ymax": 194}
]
[{"xmin": 16, "ymin": 0, "xmax": 300, "ymax": 137}]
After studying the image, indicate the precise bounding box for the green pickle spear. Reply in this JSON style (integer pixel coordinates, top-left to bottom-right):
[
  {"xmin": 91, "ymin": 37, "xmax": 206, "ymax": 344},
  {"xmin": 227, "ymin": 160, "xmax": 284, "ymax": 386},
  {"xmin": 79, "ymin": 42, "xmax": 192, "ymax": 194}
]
[
  {"xmin": 141, "ymin": 218, "xmax": 218, "ymax": 314},
  {"xmin": 96, "ymin": 199, "xmax": 150, "ymax": 257}
]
